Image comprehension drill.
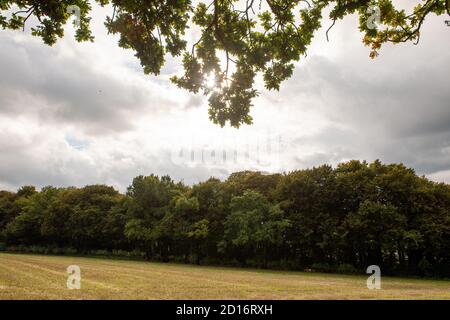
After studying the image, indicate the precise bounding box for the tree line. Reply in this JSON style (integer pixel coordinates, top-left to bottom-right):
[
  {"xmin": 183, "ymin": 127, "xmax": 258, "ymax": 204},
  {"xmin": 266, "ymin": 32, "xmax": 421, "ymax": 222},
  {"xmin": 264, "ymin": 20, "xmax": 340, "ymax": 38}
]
[{"xmin": 1, "ymin": 160, "xmax": 449, "ymax": 277}]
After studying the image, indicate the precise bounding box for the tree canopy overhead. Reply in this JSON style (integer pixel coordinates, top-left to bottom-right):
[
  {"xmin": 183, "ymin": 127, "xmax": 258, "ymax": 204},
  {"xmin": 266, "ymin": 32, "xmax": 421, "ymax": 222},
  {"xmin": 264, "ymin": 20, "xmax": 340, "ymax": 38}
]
[{"xmin": 1, "ymin": 0, "xmax": 448, "ymax": 127}]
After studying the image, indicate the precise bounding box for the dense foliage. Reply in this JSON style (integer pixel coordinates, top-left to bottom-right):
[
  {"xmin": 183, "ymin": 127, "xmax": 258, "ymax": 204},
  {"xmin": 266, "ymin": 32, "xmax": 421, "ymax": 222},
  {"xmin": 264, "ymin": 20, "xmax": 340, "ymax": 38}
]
[
  {"xmin": 1, "ymin": 160, "xmax": 449, "ymax": 277},
  {"xmin": 1, "ymin": 0, "xmax": 448, "ymax": 127}
]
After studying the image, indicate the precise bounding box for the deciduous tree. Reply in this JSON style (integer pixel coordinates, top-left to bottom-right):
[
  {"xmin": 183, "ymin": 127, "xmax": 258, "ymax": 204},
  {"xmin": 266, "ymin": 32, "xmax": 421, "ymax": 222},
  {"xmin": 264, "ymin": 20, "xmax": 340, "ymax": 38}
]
[{"xmin": 1, "ymin": 0, "xmax": 447, "ymax": 126}]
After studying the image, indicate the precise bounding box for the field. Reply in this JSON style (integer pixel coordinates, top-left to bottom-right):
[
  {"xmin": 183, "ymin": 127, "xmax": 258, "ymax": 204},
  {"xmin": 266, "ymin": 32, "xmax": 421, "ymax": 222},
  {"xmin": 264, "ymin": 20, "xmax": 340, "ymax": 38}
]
[{"xmin": 0, "ymin": 252, "xmax": 449, "ymax": 300}]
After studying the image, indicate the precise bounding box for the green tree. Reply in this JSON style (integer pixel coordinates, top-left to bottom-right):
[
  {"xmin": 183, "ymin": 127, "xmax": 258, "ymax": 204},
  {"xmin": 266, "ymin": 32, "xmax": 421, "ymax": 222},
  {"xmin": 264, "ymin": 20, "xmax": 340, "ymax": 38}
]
[
  {"xmin": 227, "ymin": 171, "xmax": 281, "ymax": 201},
  {"xmin": 124, "ymin": 218, "xmax": 152, "ymax": 256},
  {"xmin": 187, "ymin": 219, "xmax": 209, "ymax": 264},
  {"xmin": 1, "ymin": 0, "xmax": 447, "ymax": 126},
  {"xmin": 219, "ymin": 190, "xmax": 290, "ymax": 267},
  {"xmin": 16, "ymin": 185, "xmax": 37, "ymax": 198},
  {"xmin": 4, "ymin": 186, "xmax": 58, "ymax": 245},
  {"xmin": 275, "ymin": 165, "xmax": 341, "ymax": 265},
  {"xmin": 157, "ymin": 195, "xmax": 200, "ymax": 262},
  {"xmin": 0, "ymin": 191, "xmax": 20, "ymax": 240},
  {"xmin": 124, "ymin": 174, "xmax": 186, "ymax": 259},
  {"xmin": 408, "ymin": 181, "xmax": 450, "ymax": 275},
  {"xmin": 40, "ymin": 187, "xmax": 75, "ymax": 247},
  {"xmin": 190, "ymin": 177, "xmax": 228, "ymax": 260},
  {"xmin": 64, "ymin": 185, "xmax": 121, "ymax": 251},
  {"xmin": 344, "ymin": 200, "xmax": 406, "ymax": 269},
  {"xmin": 0, "ymin": 160, "xmax": 449, "ymax": 276},
  {"xmin": 103, "ymin": 195, "xmax": 129, "ymax": 250}
]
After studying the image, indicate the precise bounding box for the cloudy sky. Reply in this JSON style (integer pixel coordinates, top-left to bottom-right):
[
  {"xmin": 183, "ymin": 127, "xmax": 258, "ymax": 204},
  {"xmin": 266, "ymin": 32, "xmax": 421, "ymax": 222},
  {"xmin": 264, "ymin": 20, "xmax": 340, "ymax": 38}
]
[{"xmin": 1, "ymin": 2, "xmax": 450, "ymax": 192}]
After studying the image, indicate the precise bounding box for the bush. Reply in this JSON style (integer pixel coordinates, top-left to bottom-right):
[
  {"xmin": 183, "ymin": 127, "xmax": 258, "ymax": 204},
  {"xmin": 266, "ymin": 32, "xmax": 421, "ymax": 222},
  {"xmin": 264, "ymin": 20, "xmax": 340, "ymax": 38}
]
[
  {"xmin": 223, "ymin": 258, "xmax": 241, "ymax": 267},
  {"xmin": 201, "ymin": 257, "xmax": 220, "ymax": 266},
  {"xmin": 51, "ymin": 247, "xmax": 63, "ymax": 255},
  {"xmin": 311, "ymin": 263, "xmax": 333, "ymax": 273},
  {"xmin": 129, "ymin": 249, "xmax": 145, "ymax": 258},
  {"xmin": 0, "ymin": 242, "xmax": 6, "ymax": 251},
  {"xmin": 29, "ymin": 246, "xmax": 46, "ymax": 254},
  {"xmin": 112, "ymin": 250, "xmax": 128, "ymax": 257},
  {"xmin": 266, "ymin": 261, "xmax": 282, "ymax": 269},
  {"xmin": 418, "ymin": 257, "xmax": 433, "ymax": 277},
  {"xmin": 62, "ymin": 247, "xmax": 78, "ymax": 255},
  {"xmin": 93, "ymin": 249, "xmax": 109, "ymax": 256},
  {"xmin": 267, "ymin": 260, "xmax": 301, "ymax": 270},
  {"xmin": 44, "ymin": 246, "xmax": 54, "ymax": 254},
  {"xmin": 244, "ymin": 259, "xmax": 259, "ymax": 268},
  {"xmin": 7, "ymin": 245, "xmax": 28, "ymax": 253},
  {"xmin": 337, "ymin": 264, "xmax": 359, "ymax": 274}
]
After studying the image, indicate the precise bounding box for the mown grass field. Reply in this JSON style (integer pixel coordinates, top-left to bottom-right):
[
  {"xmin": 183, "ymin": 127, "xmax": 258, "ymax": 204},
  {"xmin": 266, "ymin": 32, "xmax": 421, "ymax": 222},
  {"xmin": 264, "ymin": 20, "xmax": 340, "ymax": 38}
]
[{"xmin": 0, "ymin": 252, "xmax": 449, "ymax": 300}]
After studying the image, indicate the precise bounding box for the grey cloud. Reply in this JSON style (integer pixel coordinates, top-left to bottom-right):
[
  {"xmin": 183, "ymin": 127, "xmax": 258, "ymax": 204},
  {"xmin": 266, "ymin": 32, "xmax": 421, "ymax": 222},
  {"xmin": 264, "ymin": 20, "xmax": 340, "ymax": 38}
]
[
  {"xmin": 1, "ymin": 10, "xmax": 449, "ymax": 191},
  {"xmin": 184, "ymin": 94, "xmax": 205, "ymax": 109},
  {"xmin": 0, "ymin": 34, "xmax": 178, "ymax": 135},
  {"xmin": 0, "ymin": 129, "xmax": 232, "ymax": 192},
  {"xmin": 276, "ymin": 21, "xmax": 450, "ymax": 177}
]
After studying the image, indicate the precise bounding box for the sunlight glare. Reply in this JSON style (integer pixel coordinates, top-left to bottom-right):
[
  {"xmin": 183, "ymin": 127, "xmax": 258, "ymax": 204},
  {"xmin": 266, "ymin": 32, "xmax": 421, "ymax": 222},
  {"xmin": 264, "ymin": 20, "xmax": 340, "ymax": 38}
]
[{"xmin": 204, "ymin": 73, "xmax": 216, "ymax": 89}]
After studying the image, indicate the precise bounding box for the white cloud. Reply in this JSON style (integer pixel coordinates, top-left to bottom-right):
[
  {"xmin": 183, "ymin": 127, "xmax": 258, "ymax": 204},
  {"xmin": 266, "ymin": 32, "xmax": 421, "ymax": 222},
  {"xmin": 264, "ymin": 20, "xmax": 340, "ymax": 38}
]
[{"xmin": 0, "ymin": 3, "xmax": 449, "ymax": 191}]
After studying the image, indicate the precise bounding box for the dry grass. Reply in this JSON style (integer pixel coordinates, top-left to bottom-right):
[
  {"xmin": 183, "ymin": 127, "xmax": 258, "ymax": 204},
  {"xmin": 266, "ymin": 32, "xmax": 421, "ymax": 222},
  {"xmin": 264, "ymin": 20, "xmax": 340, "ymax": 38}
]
[{"xmin": 0, "ymin": 252, "xmax": 449, "ymax": 300}]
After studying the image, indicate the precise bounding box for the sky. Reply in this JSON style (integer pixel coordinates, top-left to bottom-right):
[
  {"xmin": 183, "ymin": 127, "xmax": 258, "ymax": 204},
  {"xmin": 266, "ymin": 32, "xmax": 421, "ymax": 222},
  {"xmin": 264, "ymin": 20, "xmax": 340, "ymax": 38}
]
[{"xmin": 1, "ymin": 2, "xmax": 450, "ymax": 192}]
